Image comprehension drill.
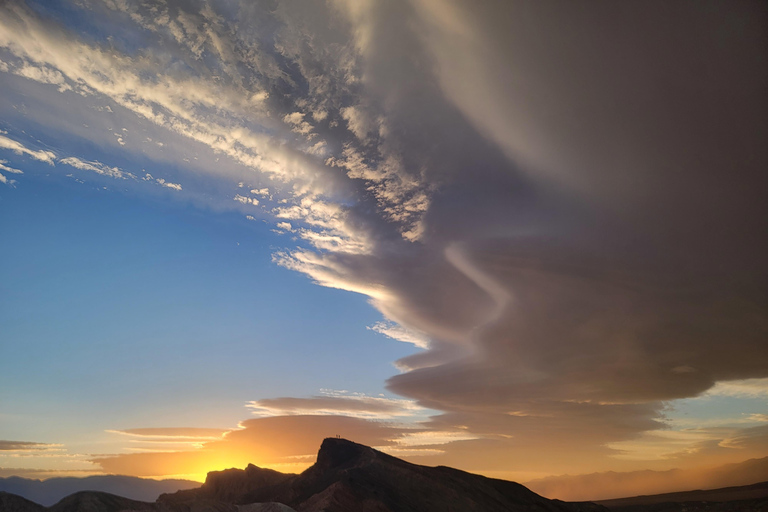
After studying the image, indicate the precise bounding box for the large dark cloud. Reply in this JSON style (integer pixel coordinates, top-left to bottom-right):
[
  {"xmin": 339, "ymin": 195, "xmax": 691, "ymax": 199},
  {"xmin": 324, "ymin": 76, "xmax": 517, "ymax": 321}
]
[{"xmin": 284, "ymin": 0, "xmax": 768, "ymax": 461}]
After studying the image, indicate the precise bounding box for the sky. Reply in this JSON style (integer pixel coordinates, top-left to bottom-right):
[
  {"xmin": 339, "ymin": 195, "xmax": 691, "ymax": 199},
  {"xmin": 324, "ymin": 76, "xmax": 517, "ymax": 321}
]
[{"xmin": 1, "ymin": 0, "xmax": 767, "ymax": 502}]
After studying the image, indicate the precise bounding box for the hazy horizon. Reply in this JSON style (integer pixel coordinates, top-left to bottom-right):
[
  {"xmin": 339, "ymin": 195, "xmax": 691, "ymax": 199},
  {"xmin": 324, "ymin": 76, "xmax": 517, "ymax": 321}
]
[{"xmin": 1, "ymin": 0, "xmax": 766, "ymax": 502}]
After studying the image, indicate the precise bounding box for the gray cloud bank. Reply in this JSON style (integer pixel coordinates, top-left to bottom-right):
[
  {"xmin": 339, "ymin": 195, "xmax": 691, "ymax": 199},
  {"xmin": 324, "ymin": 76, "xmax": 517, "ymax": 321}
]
[{"xmin": 1, "ymin": 0, "xmax": 766, "ymax": 473}]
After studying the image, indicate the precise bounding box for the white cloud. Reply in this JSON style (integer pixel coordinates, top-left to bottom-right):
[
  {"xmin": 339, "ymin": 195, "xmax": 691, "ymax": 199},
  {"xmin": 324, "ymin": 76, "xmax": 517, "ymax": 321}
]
[
  {"xmin": 234, "ymin": 194, "xmax": 259, "ymax": 206},
  {"xmin": 14, "ymin": 62, "xmax": 72, "ymax": 92},
  {"xmin": 368, "ymin": 321, "xmax": 430, "ymax": 349},
  {"xmin": 283, "ymin": 112, "xmax": 314, "ymax": 136},
  {"xmin": 276, "ymin": 221, "xmax": 294, "ymax": 231},
  {"xmin": 246, "ymin": 389, "xmax": 424, "ymax": 420},
  {"xmin": 703, "ymin": 378, "xmax": 768, "ymax": 398},
  {"xmin": 0, "ymin": 160, "xmax": 23, "ymax": 174},
  {"xmin": 156, "ymin": 178, "xmax": 182, "ymax": 191},
  {"xmin": 59, "ymin": 156, "xmax": 134, "ymax": 179},
  {"xmin": 0, "ymin": 134, "xmax": 56, "ymax": 164},
  {"xmin": 298, "ymin": 228, "xmax": 368, "ymax": 254},
  {"xmin": 340, "ymin": 105, "xmax": 375, "ymax": 140}
]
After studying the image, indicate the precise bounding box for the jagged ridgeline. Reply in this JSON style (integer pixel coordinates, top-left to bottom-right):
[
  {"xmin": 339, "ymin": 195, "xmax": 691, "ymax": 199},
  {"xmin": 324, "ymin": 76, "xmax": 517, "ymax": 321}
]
[
  {"xmin": 1, "ymin": 438, "xmax": 606, "ymax": 512},
  {"xmin": 5, "ymin": 438, "xmax": 768, "ymax": 511}
]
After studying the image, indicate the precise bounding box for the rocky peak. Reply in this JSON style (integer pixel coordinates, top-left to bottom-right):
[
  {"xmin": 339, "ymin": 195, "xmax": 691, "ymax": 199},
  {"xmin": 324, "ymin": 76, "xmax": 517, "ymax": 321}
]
[
  {"xmin": 196, "ymin": 464, "xmax": 294, "ymax": 504},
  {"xmin": 314, "ymin": 438, "xmax": 378, "ymax": 472}
]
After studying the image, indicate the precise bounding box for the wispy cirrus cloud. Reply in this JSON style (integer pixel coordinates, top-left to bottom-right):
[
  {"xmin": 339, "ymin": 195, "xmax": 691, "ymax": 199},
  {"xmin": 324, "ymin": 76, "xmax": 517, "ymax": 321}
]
[
  {"xmin": 0, "ymin": 133, "xmax": 55, "ymax": 164},
  {"xmin": 59, "ymin": 156, "xmax": 134, "ymax": 180},
  {"xmin": 368, "ymin": 321, "xmax": 430, "ymax": 349},
  {"xmin": 247, "ymin": 390, "xmax": 425, "ymax": 419},
  {"xmin": 0, "ymin": 133, "xmax": 186, "ymax": 193},
  {"xmin": 0, "ymin": 440, "xmax": 62, "ymax": 452},
  {"xmin": 0, "ymin": 160, "xmax": 23, "ymax": 174}
]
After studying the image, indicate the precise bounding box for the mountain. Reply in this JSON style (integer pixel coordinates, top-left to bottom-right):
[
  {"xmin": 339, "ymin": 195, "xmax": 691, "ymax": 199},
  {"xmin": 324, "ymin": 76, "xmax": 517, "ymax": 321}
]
[
  {"xmin": 597, "ymin": 481, "xmax": 768, "ymax": 511},
  {"xmin": 48, "ymin": 491, "xmax": 157, "ymax": 512},
  {"xmin": 0, "ymin": 475, "xmax": 199, "ymax": 506},
  {"xmin": 160, "ymin": 437, "xmax": 606, "ymax": 512},
  {"xmin": 202, "ymin": 464, "xmax": 295, "ymax": 502},
  {"xmin": 0, "ymin": 492, "xmax": 46, "ymax": 512},
  {"xmin": 525, "ymin": 456, "xmax": 768, "ymax": 502},
  {"xmin": 4, "ymin": 439, "xmax": 768, "ymax": 511}
]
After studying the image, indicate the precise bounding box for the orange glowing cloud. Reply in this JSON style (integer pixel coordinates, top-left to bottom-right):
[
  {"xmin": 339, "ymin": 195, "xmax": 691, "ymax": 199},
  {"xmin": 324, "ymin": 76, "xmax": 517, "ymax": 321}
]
[{"xmin": 93, "ymin": 415, "xmax": 410, "ymax": 480}]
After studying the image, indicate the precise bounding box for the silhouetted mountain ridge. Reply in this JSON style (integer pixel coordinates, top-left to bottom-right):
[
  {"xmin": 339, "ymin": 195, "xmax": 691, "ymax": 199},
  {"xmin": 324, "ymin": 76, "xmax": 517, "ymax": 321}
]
[
  {"xmin": 0, "ymin": 491, "xmax": 46, "ymax": 512},
  {"xmin": 526, "ymin": 456, "xmax": 768, "ymax": 502},
  {"xmin": 0, "ymin": 475, "xmax": 199, "ymax": 506},
  {"xmin": 159, "ymin": 437, "xmax": 606, "ymax": 512},
  {"xmin": 48, "ymin": 491, "xmax": 156, "ymax": 512},
  {"xmin": 598, "ymin": 481, "xmax": 768, "ymax": 511},
  {"xmin": 7, "ymin": 438, "xmax": 766, "ymax": 512}
]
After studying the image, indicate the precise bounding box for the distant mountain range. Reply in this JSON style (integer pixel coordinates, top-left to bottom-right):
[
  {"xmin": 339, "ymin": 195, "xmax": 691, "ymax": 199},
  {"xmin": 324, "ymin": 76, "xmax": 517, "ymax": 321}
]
[
  {"xmin": 1, "ymin": 438, "xmax": 766, "ymax": 512},
  {"xmin": 526, "ymin": 456, "xmax": 768, "ymax": 502},
  {"xmin": 0, "ymin": 475, "xmax": 199, "ymax": 506},
  {"xmin": 598, "ymin": 481, "xmax": 768, "ymax": 511}
]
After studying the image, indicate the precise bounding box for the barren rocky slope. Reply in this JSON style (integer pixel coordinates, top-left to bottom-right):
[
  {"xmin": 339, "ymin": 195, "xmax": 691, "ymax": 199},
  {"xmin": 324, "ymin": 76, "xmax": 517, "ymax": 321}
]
[{"xmin": 159, "ymin": 437, "xmax": 606, "ymax": 512}]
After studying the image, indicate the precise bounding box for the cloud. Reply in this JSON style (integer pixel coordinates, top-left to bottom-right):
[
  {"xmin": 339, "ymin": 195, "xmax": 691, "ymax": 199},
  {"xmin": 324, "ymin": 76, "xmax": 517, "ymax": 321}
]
[
  {"xmin": 0, "ymin": 468, "xmax": 101, "ymax": 479},
  {"xmin": 0, "ymin": 134, "xmax": 55, "ymax": 164},
  {"xmin": 233, "ymin": 194, "xmax": 259, "ymax": 206},
  {"xmin": 13, "ymin": 62, "xmax": 71, "ymax": 92},
  {"xmin": 156, "ymin": 178, "xmax": 182, "ymax": 191},
  {"xmin": 0, "ymin": 160, "xmax": 23, "ymax": 174},
  {"xmin": 283, "ymin": 112, "xmax": 314, "ymax": 136},
  {"xmin": 106, "ymin": 428, "xmax": 228, "ymax": 440},
  {"xmin": 0, "ymin": 441, "xmax": 60, "ymax": 452},
  {"xmin": 704, "ymin": 378, "xmax": 768, "ymax": 398},
  {"xmin": 368, "ymin": 321, "xmax": 430, "ymax": 349},
  {"xmin": 247, "ymin": 390, "xmax": 424, "ymax": 419},
  {"xmin": 0, "ymin": 1, "xmax": 356, "ymax": 216},
  {"xmin": 59, "ymin": 156, "xmax": 134, "ymax": 179}
]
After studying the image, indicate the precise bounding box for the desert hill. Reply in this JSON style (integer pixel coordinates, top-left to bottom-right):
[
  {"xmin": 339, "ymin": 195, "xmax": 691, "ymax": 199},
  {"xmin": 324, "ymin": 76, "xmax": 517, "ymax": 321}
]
[
  {"xmin": 526, "ymin": 456, "xmax": 768, "ymax": 502},
  {"xmin": 597, "ymin": 481, "xmax": 768, "ymax": 511},
  {"xmin": 0, "ymin": 475, "xmax": 199, "ymax": 506},
  {"xmin": 0, "ymin": 491, "xmax": 46, "ymax": 512}
]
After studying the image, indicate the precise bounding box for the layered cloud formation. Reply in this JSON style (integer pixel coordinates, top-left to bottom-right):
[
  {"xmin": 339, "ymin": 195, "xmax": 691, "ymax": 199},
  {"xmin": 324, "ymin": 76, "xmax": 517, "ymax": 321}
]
[{"xmin": 1, "ymin": 0, "xmax": 766, "ymax": 492}]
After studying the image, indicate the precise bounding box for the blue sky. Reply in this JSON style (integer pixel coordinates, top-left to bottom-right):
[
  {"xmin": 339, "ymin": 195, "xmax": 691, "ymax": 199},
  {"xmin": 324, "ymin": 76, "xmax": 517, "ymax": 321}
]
[
  {"xmin": 0, "ymin": 153, "xmax": 418, "ymax": 451},
  {"xmin": 0, "ymin": 0, "xmax": 766, "ymax": 499}
]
